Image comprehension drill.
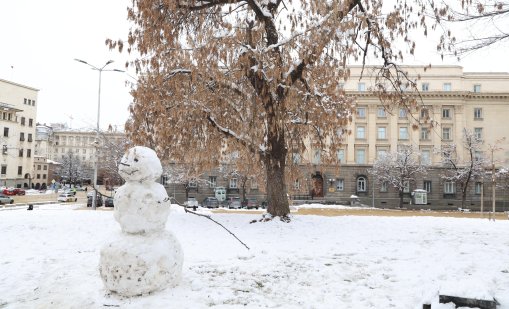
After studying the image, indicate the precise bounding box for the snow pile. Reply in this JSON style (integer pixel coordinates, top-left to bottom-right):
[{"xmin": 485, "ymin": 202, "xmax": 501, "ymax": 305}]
[{"xmin": 0, "ymin": 207, "xmax": 508, "ymax": 308}]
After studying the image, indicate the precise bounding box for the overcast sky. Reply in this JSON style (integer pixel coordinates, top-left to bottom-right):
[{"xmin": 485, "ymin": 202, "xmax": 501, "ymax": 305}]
[{"xmin": 1, "ymin": 1, "xmax": 507, "ymax": 131}]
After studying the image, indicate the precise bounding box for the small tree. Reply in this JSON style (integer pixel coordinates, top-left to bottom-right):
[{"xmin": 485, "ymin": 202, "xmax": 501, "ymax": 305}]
[
  {"xmin": 58, "ymin": 151, "xmax": 86, "ymax": 185},
  {"xmin": 370, "ymin": 146, "xmax": 427, "ymax": 208},
  {"xmin": 435, "ymin": 128, "xmax": 487, "ymax": 208}
]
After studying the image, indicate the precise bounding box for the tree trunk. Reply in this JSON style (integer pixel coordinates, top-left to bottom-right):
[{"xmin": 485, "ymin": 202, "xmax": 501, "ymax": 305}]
[
  {"xmin": 399, "ymin": 190, "xmax": 404, "ymax": 208},
  {"xmin": 265, "ymin": 128, "xmax": 290, "ymax": 218}
]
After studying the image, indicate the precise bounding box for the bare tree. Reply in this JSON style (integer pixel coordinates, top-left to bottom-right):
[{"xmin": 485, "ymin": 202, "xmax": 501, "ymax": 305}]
[
  {"xmin": 110, "ymin": 0, "xmax": 436, "ymax": 218},
  {"xmin": 164, "ymin": 164, "xmax": 209, "ymax": 200},
  {"xmin": 431, "ymin": 0, "xmax": 509, "ymax": 57},
  {"xmin": 370, "ymin": 146, "xmax": 427, "ymax": 208},
  {"xmin": 435, "ymin": 128, "xmax": 487, "ymax": 208},
  {"xmin": 57, "ymin": 151, "xmax": 87, "ymax": 185},
  {"xmin": 97, "ymin": 132, "xmax": 129, "ymax": 189}
]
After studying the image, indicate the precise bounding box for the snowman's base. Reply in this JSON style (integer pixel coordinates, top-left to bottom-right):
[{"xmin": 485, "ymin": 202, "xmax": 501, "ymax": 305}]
[{"xmin": 99, "ymin": 230, "xmax": 183, "ymax": 297}]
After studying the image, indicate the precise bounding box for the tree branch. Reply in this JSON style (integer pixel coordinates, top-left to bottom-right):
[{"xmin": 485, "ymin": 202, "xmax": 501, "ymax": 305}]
[{"xmin": 166, "ymin": 197, "xmax": 250, "ymax": 250}]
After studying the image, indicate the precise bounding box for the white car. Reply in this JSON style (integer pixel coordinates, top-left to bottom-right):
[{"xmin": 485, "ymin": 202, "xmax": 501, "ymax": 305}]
[
  {"xmin": 57, "ymin": 193, "xmax": 77, "ymax": 203},
  {"xmin": 185, "ymin": 197, "xmax": 199, "ymax": 208},
  {"xmin": 0, "ymin": 194, "xmax": 14, "ymax": 204}
]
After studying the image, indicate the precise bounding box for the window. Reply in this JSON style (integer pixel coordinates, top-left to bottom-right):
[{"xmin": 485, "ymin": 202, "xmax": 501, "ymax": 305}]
[
  {"xmin": 420, "ymin": 108, "xmax": 429, "ymax": 119},
  {"xmin": 312, "ymin": 149, "xmax": 321, "ymax": 164},
  {"xmin": 380, "ymin": 181, "xmax": 388, "ymax": 192},
  {"xmin": 24, "ymin": 98, "xmax": 27, "ymax": 105},
  {"xmin": 161, "ymin": 175, "xmax": 169, "ymax": 186},
  {"xmin": 473, "ymin": 84, "xmax": 481, "ymax": 93},
  {"xmin": 292, "ymin": 153, "xmax": 301, "ymax": 164},
  {"xmin": 474, "ymin": 128, "xmax": 483, "ymax": 140},
  {"xmin": 19, "ymin": 149, "xmax": 23, "ymax": 157},
  {"xmin": 475, "ymin": 182, "xmax": 482, "ymax": 194},
  {"xmin": 377, "ymin": 127, "xmax": 387, "ymax": 140},
  {"xmin": 442, "ymin": 108, "xmax": 451, "ymax": 118},
  {"xmin": 399, "ymin": 127, "xmax": 409, "ymax": 140},
  {"xmin": 43, "ymin": 165, "xmax": 47, "ymax": 171},
  {"xmin": 2, "ymin": 145, "xmax": 7, "ymax": 155},
  {"xmin": 420, "ymin": 128, "xmax": 429, "ymax": 141},
  {"xmin": 37, "ymin": 165, "xmax": 41, "ymax": 170},
  {"xmin": 1, "ymin": 165, "xmax": 6, "ymax": 175},
  {"xmin": 377, "ymin": 107, "xmax": 386, "ymax": 118},
  {"xmin": 20, "ymin": 132, "xmax": 25, "ymax": 141},
  {"xmin": 356, "ymin": 126, "xmax": 366, "ymax": 139},
  {"xmin": 474, "ymin": 108, "xmax": 483, "ymax": 119},
  {"xmin": 36, "ymin": 174, "xmax": 41, "ymax": 179},
  {"xmin": 293, "ymin": 179, "xmax": 300, "ymax": 190},
  {"xmin": 3, "ymin": 127, "xmax": 9, "ymax": 137},
  {"xmin": 188, "ymin": 181, "xmax": 197, "ymax": 188},
  {"xmin": 399, "ymin": 108, "xmax": 407, "ymax": 118},
  {"xmin": 355, "ymin": 149, "xmax": 366, "ymax": 164},
  {"xmin": 43, "ymin": 174, "xmax": 47, "ymax": 179},
  {"xmin": 444, "ymin": 181, "xmax": 455, "ymax": 194},
  {"xmin": 337, "ymin": 149, "xmax": 345, "ymax": 163},
  {"xmin": 403, "ymin": 180, "xmax": 410, "ymax": 193},
  {"xmin": 356, "ymin": 107, "xmax": 366, "ymax": 118},
  {"xmin": 17, "ymin": 166, "xmax": 22, "ymax": 175},
  {"xmin": 357, "ymin": 176, "xmax": 367, "ymax": 192},
  {"xmin": 358, "ymin": 83, "xmax": 366, "ymax": 91},
  {"xmin": 28, "ymin": 134, "xmax": 32, "ymax": 142},
  {"xmin": 376, "ymin": 148, "xmax": 388, "ymax": 159},
  {"xmin": 209, "ymin": 176, "xmax": 217, "ymax": 188},
  {"xmin": 421, "ymin": 83, "xmax": 429, "ymax": 91},
  {"xmin": 27, "ymin": 149, "xmax": 31, "ymax": 158},
  {"xmin": 421, "ymin": 149, "xmax": 431, "ymax": 165},
  {"xmin": 229, "ymin": 178, "xmax": 238, "ymax": 189},
  {"xmin": 443, "ymin": 83, "xmax": 451, "ymax": 91},
  {"xmin": 250, "ymin": 179, "xmax": 258, "ymax": 189},
  {"xmin": 21, "ymin": 117, "xmax": 26, "ymax": 126},
  {"xmin": 424, "ymin": 181, "xmax": 432, "ymax": 193},
  {"xmin": 474, "ymin": 151, "xmax": 483, "ymax": 161},
  {"xmin": 442, "ymin": 127, "xmax": 451, "ymax": 140},
  {"xmin": 336, "ymin": 179, "xmax": 344, "ymax": 191}
]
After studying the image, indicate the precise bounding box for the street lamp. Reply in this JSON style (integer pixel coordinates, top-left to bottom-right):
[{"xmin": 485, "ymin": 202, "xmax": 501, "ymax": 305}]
[{"xmin": 74, "ymin": 59, "xmax": 124, "ymax": 209}]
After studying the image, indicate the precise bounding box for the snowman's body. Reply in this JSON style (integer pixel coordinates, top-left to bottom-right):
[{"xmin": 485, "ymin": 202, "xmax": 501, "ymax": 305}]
[{"xmin": 99, "ymin": 146, "xmax": 183, "ymax": 297}]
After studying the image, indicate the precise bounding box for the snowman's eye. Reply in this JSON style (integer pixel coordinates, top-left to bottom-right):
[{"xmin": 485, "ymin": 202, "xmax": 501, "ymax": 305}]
[{"xmin": 134, "ymin": 158, "xmax": 139, "ymax": 162}]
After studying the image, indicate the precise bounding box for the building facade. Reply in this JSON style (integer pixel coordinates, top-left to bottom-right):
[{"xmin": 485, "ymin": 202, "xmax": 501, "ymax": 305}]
[
  {"xmin": 288, "ymin": 66, "xmax": 509, "ymax": 210},
  {"xmin": 0, "ymin": 79, "xmax": 38, "ymax": 188}
]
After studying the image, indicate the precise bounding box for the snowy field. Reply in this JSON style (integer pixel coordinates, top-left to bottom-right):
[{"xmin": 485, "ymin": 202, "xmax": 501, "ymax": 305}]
[{"xmin": 1, "ymin": 204, "xmax": 508, "ymax": 309}]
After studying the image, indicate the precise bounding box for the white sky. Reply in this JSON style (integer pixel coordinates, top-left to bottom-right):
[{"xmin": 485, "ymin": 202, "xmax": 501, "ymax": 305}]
[{"xmin": 1, "ymin": 1, "xmax": 508, "ymax": 131}]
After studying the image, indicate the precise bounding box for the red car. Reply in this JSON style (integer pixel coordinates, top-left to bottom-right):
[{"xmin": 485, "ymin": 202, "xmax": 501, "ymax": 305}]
[{"xmin": 3, "ymin": 188, "xmax": 25, "ymax": 195}]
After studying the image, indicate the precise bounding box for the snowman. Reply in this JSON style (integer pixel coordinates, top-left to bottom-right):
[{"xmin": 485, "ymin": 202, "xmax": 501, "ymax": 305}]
[{"xmin": 99, "ymin": 146, "xmax": 183, "ymax": 297}]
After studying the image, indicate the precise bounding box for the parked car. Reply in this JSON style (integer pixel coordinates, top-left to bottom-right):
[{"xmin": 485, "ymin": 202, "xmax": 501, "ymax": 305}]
[
  {"xmin": 202, "ymin": 197, "xmax": 219, "ymax": 208},
  {"xmin": 0, "ymin": 194, "xmax": 14, "ymax": 204},
  {"xmin": 226, "ymin": 197, "xmax": 242, "ymax": 209},
  {"xmin": 243, "ymin": 197, "xmax": 259, "ymax": 209},
  {"xmin": 3, "ymin": 188, "xmax": 25, "ymax": 195},
  {"xmin": 87, "ymin": 195, "xmax": 104, "ymax": 207},
  {"xmin": 185, "ymin": 197, "xmax": 199, "ymax": 208},
  {"xmin": 57, "ymin": 193, "xmax": 78, "ymax": 203},
  {"xmin": 104, "ymin": 196, "xmax": 114, "ymax": 207}
]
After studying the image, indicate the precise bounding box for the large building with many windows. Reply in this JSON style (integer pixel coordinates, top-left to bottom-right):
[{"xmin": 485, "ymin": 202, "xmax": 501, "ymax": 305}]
[
  {"xmin": 0, "ymin": 79, "xmax": 38, "ymax": 188},
  {"xmin": 288, "ymin": 65, "xmax": 509, "ymax": 209}
]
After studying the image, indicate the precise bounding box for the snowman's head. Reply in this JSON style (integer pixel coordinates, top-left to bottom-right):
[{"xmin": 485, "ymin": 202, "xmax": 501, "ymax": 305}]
[{"xmin": 118, "ymin": 146, "xmax": 162, "ymax": 182}]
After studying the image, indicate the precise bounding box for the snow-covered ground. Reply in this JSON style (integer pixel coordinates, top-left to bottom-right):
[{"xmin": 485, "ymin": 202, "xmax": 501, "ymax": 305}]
[{"xmin": 1, "ymin": 204, "xmax": 508, "ymax": 309}]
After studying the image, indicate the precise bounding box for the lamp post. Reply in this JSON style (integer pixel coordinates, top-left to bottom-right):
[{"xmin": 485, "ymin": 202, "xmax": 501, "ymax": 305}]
[{"xmin": 74, "ymin": 59, "xmax": 124, "ymax": 209}]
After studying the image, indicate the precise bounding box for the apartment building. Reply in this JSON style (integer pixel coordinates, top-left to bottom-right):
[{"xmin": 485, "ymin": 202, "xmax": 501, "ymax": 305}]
[
  {"xmin": 45, "ymin": 124, "xmax": 125, "ymax": 185},
  {"xmin": 289, "ymin": 65, "xmax": 509, "ymax": 209},
  {"xmin": 0, "ymin": 79, "xmax": 38, "ymax": 188}
]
